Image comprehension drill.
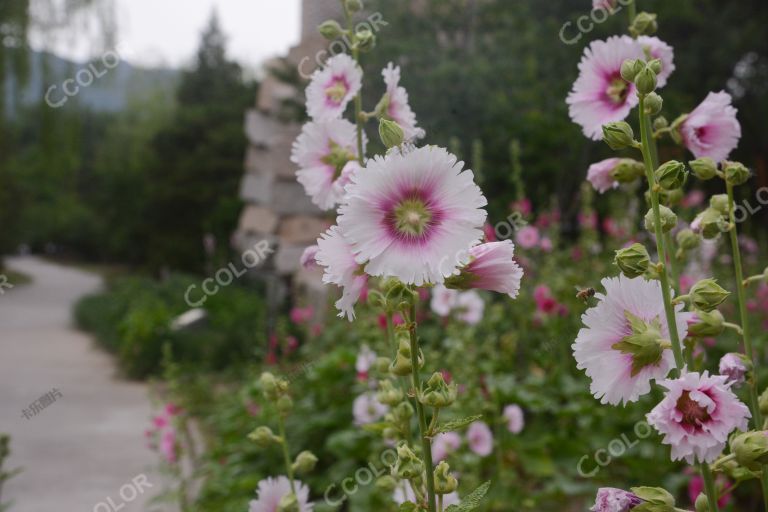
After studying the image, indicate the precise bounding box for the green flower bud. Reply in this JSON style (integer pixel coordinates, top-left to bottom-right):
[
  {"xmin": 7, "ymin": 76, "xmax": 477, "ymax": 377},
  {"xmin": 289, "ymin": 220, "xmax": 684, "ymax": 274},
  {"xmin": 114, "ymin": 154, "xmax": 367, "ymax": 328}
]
[
  {"xmin": 629, "ymin": 12, "xmax": 658, "ymax": 37},
  {"xmin": 382, "ymin": 427, "xmax": 399, "ymax": 441},
  {"xmin": 390, "ymin": 334, "xmax": 419, "ymax": 376},
  {"xmin": 345, "ymin": 0, "xmax": 363, "ymax": 13},
  {"xmin": 654, "ymin": 160, "xmax": 687, "ymax": 190},
  {"xmin": 760, "ymin": 388, "xmax": 768, "ymax": 418},
  {"xmin": 689, "ymin": 157, "xmax": 718, "ymax": 180},
  {"xmin": 248, "ymin": 426, "xmax": 281, "ymax": 447},
  {"xmin": 393, "ymin": 442, "xmax": 424, "ymax": 480},
  {"xmin": 292, "ymin": 450, "xmax": 318, "ymax": 475},
  {"xmin": 602, "ymin": 121, "xmax": 636, "ymax": 150},
  {"xmin": 277, "ymin": 395, "xmax": 294, "ymax": 415},
  {"xmin": 695, "ymin": 493, "xmax": 709, "ymax": 512},
  {"xmin": 614, "ymin": 243, "xmax": 651, "ymax": 278},
  {"xmin": 687, "ymin": 309, "xmax": 724, "ymax": 337},
  {"xmin": 377, "ymin": 380, "xmax": 404, "ymax": 406},
  {"xmin": 355, "ymin": 28, "xmax": 376, "ymax": 52},
  {"xmin": 647, "ymin": 58, "xmax": 663, "ymax": 75},
  {"xmin": 260, "ymin": 372, "xmax": 278, "ymax": 396},
  {"xmin": 731, "ymin": 431, "xmax": 768, "ymax": 471},
  {"xmin": 379, "ymin": 119, "xmax": 404, "ymax": 149},
  {"xmin": 635, "ymin": 66, "xmax": 658, "ymax": 95},
  {"xmin": 630, "ymin": 486, "xmax": 675, "ymax": 507},
  {"xmin": 392, "ymin": 401, "xmax": 414, "ymax": 423},
  {"xmin": 318, "ymin": 20, "xmax": 344, "ymax": 40},
  {"xmin": 376, "ymin": 475, "xmax": 398, "ymax": 493},
  {"xmin": 620, "ymin": 58, "xmax": 644, "ymax": 82},
  {"xmin": 689, "ymin": 279, "xmax": 730, "ymax": 312},
  {"xmin": 434, "ymin": 461, "xmax": 458, "ymax": 495},
  {"xmin": 611, "ymin": 311, "xmax": 667, "ymax": 377},
  {"xmin": 611, "ymin": 159, "xmax": 645, "ymax": 183},
  {"xmin": 278, "ymin": 493, "xmax": 300, "ymax": 512},
  {"xmin": 723, "ymin": 161, "xmax": 751, "ymax": 186},
  {"xmin": 653, "ymin": 116, "xmax": 669, "ymax": 131},
  {"xmin": 419, "ymin": 372, "xmax": 457, "ymax": 408},
  {"xmin": 375, "ymin": 356, "xmax": 391, "ymax": 374},
  {"xmin": 644, "ymin": 92, "xmax": 663, "ymax": 115},
  {"xmin": 676, "ymin": 228, "xmax": 700, "ymax": 251},
  {"xmin": 709, "ymin": 194, "xmax": 730, "ymax": 215},
  {"xmin": 694, "ymin": 208, "xmax": 728, "ymax": 240},
  {"xmin": 644, "ymin": 205, "xmax": 677, "ymax": 233}
]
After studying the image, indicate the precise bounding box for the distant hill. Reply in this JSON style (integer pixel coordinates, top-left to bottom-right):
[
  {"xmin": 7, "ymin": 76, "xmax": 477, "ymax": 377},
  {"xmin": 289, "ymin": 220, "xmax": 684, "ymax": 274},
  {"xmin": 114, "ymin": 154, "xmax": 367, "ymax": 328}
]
[{"xmin": 4, "ymin": 49, "xmax": 179, "ymax": 115}]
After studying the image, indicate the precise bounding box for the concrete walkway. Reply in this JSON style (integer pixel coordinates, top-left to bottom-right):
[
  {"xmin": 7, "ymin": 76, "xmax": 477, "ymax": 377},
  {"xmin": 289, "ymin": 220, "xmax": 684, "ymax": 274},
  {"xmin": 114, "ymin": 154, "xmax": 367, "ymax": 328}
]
[{"xmin": 0, "ymin": 257, "xmax": 162, "ymax": 512}]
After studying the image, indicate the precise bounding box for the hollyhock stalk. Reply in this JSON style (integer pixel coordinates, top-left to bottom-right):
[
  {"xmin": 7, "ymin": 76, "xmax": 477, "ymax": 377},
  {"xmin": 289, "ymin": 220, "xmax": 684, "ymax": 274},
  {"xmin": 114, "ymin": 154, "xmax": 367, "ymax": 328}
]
[
  {"xmin": 638, "ymin": 96, "xmax": 684, "ymax": 370},
  {"xmin": 640, "ymin": 93, "xmax": 722, "ymax": 512},
  {"xmin": 408, "ymin": 302, "xmax": 437, "ymax": 512},
  {"xmin": 277, "ymin": 415, "xmax": 297, "ymax": 497},
  {"xmin": 726, "ymin": 180, "xmax": 768, "ymax": 510},
  {"xmin": 346, "ymin": 9, "xmax": 365, "ymax": 165}
]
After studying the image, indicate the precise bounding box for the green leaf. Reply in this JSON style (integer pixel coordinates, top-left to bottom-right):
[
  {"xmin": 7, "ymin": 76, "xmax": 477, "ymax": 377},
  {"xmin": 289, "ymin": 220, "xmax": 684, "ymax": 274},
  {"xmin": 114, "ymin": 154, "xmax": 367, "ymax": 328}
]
[
  {"xmin": 445, "ymin": 481, "xmax": 491, "ymax": 511},
  {"xmin": 435, "ymin": 415, "xmax": 482, "ymax": 434}
]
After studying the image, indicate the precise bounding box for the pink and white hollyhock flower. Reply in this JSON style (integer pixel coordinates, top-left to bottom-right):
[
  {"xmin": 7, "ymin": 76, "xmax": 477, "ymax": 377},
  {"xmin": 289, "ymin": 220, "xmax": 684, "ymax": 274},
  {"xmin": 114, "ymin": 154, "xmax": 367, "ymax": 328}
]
[
  {"xmin": 573, "ymin": 275, "xmax": 693, "ymax": 406},
  {"xmin": 459, "ymin": 241, "xmax": 524, "ymax": 298},
  {"xmin": 291, "ymin": 119, "xmax": 364, "ymax": 210},
  {"xmin": 355, "ymin": 344, "xmax": 377, "ymax": 377},
  {"xmin": 455, "ymin": 290, "xmax": 485, "ymax": 325},
  {"xmin": 637, "ymin": 36, "xmax": 676, "ymax": 87},
  {"xmin": 300, "ymin": 245, "xmax": 320, "ymax": 269},
  {"xmin": 467, "ymin": 421, "xmax": 494, "ymax": 457},
  {"xmin": 432, "ymin": 432, "xmax": 462, "ymax": 462},
  {"xmin": 382, "ymin": 62, "xmax": 424, "ymax": 141},
  {"xmin": 567, "ymin": 36, "xmax": 643, "ymax": 140},
  {"xmin": 338, "ymin": 146, "xmax": 487, "ymax": 286},
  {"xmin": 680, "ymin": 91, "xmax": 741, "ymax": 163},
  {"xmin": 591, "ymin": 488, "xmax": 642, "ymax": 512},
  {"xmin": 159, "ymin": 429, "xmax": 177, "ymax": 464},
  {"xmin": 431, "ymin": 284, "xmax": 459, "ymax": 317},
  {"xmin": 306, "ymin": 53, "xmax": 362, "ymax": 121},
  {"xmin": 647, "ymin": 371, "xmax": 751, "ymax": 463},
  {"xmin": 249, "ymin": 476, "xmax": 314, "ymax": 512},
  {"xmin": 719, "ymin": 353, "xmax": 748, "ymax": 387},
  {"xmin": 352, "ymin": 392, "xmax": 388, "ymax": 426},
  {"xmin": 315, "ymin": 226, "xmax": 367, "ymax": 320},
  {"xmin": 515, "ymin": 225, "xmax": 540, "ymax": 250},
  {"xmin": 587, "ymin": 158, "xmax": 622, "ymax": 194},
  {"xmin": 503, "ymin": 404, "xmax": 525, "ymax": 434}
]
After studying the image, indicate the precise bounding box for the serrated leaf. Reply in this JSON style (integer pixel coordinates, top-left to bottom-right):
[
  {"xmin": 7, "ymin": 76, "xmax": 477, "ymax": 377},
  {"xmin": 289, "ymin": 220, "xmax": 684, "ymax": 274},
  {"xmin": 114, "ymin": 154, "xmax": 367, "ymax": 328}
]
[
  {"xmin": 435, "ymin": 415, "xmax": 482, "ymax": 434},
  {"xmin": 445, "ymin": 481, "xmax": 491, "ymax": 511}
]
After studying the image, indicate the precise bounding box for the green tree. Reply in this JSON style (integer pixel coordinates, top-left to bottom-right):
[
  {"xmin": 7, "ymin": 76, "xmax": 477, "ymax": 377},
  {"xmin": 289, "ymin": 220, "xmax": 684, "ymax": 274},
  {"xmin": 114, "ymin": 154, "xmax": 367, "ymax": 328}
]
[{"xmin": 142, "ymin": 12, "xmax": 256, "ymax": 274}]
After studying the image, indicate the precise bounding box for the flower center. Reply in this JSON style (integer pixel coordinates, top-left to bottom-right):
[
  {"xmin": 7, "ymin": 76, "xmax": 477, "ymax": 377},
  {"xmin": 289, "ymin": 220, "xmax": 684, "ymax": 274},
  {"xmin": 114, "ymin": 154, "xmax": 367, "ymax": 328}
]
[
  {"xmin": 606, "ymin": 76, "xmax": 630, "ymax": 105},
  {"xmin": 676, "ymin": 391, "xmax": 712, "ymax": 428},
  {"xmin": 321, "ymin": 141, "xmax": 355, "ymax": 180},
  {"xmin": 325, "ymin": 79, "xmax": 349, "ymax": 104},
  {"xmin": 393, "ymin": 198, "xmax": 433, "ymax": 237}
]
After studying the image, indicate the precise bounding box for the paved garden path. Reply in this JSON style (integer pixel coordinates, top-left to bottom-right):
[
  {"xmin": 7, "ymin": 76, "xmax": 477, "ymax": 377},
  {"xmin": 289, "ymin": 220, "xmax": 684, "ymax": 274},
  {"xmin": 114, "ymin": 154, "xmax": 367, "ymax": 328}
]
[{"xmin": 0, "ymin": 256, "xmax": 163, "ymax": 512}]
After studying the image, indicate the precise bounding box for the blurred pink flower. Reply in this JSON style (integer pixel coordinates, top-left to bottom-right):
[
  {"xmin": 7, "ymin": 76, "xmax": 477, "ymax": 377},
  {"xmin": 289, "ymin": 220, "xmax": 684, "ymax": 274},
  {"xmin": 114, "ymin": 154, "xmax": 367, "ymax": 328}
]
[
  {"xmin": 682, "ymin": 190, "xmax": 705, "ymax": 208},
  {"xmin": 290, "ymin": 306, "xmax": 314, "ymax": 325},
  {"xmin": 688, "ymin": 471, "xmax": 731, "ymax": 508},
  {"xmin": 249, "ymin": 476, "xmax": 313, "ymax": 512},
  {"xmin": 159, "ymin": 428, "xmax": 177, "ymax": 464},
  {"xmin": 681, "ymin": 91, "xmax": 741, "ymax": 162},
  {"xmin": 467, "ymin": 421, "xmax": 494, "ymax": 457},
  {"xmin": 503, "ymin": 404, "xmax": 525, "ymax": 434},
  {"xmin": 587, "ymin": 158, "xmax": 621, "ymax": 194},
  {"xmin": 515, "ymin": 226, "xmax": 541, "ymax": 249},
  {"xmin": 432, "ymin": 432, "xmax": 462, "ymax": 462},
  {"xmin": 511, "ymin": 198, "xmax": 532, "ymax": 216}
]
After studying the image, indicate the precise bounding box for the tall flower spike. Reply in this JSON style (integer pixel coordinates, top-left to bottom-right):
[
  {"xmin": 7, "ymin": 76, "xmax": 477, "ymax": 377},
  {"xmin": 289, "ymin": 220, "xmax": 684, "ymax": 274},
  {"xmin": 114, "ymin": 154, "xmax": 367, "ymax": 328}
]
[
  {"xmin": 573, "ymin": 275, "xmax": 693, "ymax": 406},
  {"xmin": 305, "ymin": 53, "xmax": 362, "ymax": 121},
  {"xmin": 291, "ymin": 119, "xmax": 365, "ymax": 210},
  {"xmin": 338, "ymin": 146, "xmax": 487, "ymax": 286}
]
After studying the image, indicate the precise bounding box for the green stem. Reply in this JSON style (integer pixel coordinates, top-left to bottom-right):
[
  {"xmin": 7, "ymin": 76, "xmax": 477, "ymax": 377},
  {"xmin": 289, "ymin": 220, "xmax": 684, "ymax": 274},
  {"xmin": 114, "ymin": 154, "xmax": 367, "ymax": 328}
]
[
  {"xmin": 408, "ymin": 304, "xmax": 437, "ymax": 512},
  {"xmin": 699, "ymin": 463, "xmax": 720, "ymax": 512},
  {"xmin": 665, "ymin": 232, "xmax": 679, "ymax": 292},
  {"xmin": 277, "ymin": 416, "xmax": 297, "ymax": 495},
  {"xmin": 387, "ymin": 311, "xmax": 415, "ymax": 445},
  {"xmin": 627, "ymin": 0, "xmax": 637, "ymax": 27},
  {"xmin": 638, "ymin": 96, "xmax": 684, "ymax": 371},
  {"xmin": 347, "ymin": 10, "xmax": 365, "ymax": 166},
  {"xmin": 725, "ymin": 181, "xmax": 768, "ymax": 510}
]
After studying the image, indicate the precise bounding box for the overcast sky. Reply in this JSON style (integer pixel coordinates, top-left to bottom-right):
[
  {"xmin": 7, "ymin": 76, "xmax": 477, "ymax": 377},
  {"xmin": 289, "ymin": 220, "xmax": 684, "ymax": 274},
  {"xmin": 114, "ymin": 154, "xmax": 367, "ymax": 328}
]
[{"xmin": 30, "ymin": 0, "xmax": 302, "ymax": 72}]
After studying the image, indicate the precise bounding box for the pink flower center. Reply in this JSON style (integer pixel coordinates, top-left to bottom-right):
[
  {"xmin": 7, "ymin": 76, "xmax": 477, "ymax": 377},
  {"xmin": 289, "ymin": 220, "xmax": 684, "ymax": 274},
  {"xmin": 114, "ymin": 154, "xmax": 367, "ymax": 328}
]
[
  {"xmin": 324, "ymin": 76, "xmax": 350, "ymax": 106},
  {"xmin": 676, "ymin": 391, "xmax": 712, "ymax": 428},
  {"xmin": 605, "ymin": 75, "xmax": 630, "ymax": 105},
  {"xmin": 383, "ymin": 190, "xmax": 442, "ymax": 242}
]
